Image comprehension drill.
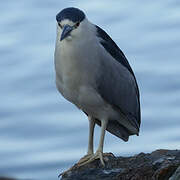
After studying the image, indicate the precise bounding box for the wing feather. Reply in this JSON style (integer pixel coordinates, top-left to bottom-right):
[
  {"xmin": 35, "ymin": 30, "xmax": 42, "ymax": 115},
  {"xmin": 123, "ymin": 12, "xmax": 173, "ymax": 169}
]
[{"xmin": 95, "ymin": 25, "xmax": 141, "ymax": 132}]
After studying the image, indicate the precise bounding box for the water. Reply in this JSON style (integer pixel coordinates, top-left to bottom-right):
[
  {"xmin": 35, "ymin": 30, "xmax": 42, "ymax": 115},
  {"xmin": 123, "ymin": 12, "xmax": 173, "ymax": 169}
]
[{"xmin": 0, "ymin": 0, "xmax": 180, "ymax": 179}]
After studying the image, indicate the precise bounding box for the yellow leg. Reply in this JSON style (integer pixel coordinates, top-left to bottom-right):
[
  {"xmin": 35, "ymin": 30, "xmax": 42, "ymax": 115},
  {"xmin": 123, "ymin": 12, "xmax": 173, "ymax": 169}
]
[
  {"xmin": 87, "ymin": 116, "xmax": 95, "ymax": 154},
  {"xmin": 79, "ymin": 119, "xmax": 108, "ymax": 166},
  {"xmin": 78, "ymin": 116, "xmax": 95, "ymax": 164}
]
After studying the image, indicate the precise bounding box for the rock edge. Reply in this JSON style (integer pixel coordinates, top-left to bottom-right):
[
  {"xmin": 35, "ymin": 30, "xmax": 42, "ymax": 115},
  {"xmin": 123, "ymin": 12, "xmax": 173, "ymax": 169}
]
[{"xmin": 60, "ymin": 149, "xmax": 180, "ymax": 180}]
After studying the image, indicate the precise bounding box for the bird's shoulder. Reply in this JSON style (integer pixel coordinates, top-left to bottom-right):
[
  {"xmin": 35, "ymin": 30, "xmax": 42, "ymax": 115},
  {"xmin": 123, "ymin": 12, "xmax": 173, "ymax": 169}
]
[
  {"xmin": 95, "ymin": 25, "xmax": 140, "ymax": 97},
  {"xmin": 95, "ymin": 25, "xmax": 134, "ymax": 76}
]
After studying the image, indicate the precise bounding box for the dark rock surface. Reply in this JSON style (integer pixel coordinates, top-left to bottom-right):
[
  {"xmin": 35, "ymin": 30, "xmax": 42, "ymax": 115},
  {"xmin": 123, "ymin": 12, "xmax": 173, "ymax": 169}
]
[{"xmin": 60, "ymin": 149, "xmax": 180, "ymax": 180}]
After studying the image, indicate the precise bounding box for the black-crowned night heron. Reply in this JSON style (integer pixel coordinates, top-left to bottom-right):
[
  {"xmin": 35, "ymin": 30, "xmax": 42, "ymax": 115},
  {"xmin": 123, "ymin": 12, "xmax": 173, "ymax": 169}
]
[{"xmin": 54, "ymin": 7, "xmax": 141, "ymax": 167}]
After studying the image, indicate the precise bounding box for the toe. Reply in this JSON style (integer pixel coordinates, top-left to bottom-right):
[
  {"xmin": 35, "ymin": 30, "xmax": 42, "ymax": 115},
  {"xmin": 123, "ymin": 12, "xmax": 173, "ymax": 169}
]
[
  {"xmin": 78, "ymin": 151, "xmax": 105, "ymax": 166},
  {"xmin": 78, "ymin": 155, "xmax": 96, "ymax": 166},
  {"xmin": 78, "ymin": 154, "xmax": 93, "ymax": 164},
  {"xmin": 99, "ymin": 152, "xmax": 105, "ymax": 166}
]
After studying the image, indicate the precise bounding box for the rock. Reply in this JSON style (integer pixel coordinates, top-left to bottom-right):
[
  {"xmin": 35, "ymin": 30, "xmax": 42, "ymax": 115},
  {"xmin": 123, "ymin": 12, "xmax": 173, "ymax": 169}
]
[
  {"xmin": 60, "ymin": 149, "xmax": 180, "ymax": 180},
  {"xmin": 169, "ymin": 166, "xmax": 180, "ymax": 180}
]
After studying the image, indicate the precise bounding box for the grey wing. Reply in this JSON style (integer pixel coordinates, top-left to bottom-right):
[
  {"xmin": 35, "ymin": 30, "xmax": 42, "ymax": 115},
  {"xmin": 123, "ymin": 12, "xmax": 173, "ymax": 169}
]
[
  {"xmin": 97, "ymin": 60, "xmax": 140, "ymax": 132},
  {"xmin": 95, "ymin": 25, "xmax": 140, "ymax": 140}
]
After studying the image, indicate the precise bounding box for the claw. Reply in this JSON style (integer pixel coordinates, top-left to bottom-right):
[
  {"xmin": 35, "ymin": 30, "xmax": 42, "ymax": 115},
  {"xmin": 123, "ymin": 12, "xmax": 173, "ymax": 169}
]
[
  {"xmin": 77, "ymin": 154, "xmax": 93, "ymax": 164},
  {"xmin": 79, "ymin": 150, "xmax": 105, "ymax": 167}
]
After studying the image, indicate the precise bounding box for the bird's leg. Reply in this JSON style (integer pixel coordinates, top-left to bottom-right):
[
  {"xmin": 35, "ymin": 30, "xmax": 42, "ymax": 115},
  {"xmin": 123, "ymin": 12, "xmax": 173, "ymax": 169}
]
[
  {"xmin": 77, "ymin": 116, "xmax": 95, "ymax": 164},
  {"xmin": 87, "ymin": 116, "xmax": 95, "ymax": 154},
  {"xmin": 79, "ymin": 119, "xmax": 108, "ymax": 166},
  {"xmin": 95, "ymin": 119, "xmax": 107, "ymax": 166}
]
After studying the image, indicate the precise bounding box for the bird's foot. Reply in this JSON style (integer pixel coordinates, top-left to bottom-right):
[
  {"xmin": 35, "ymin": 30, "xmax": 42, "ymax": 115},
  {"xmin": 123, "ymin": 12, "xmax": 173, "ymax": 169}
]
[
  {"xmin": 77, "ymin": 153, "xmax": 93, "ymax": 164},
  {"xmin": 59, "ymin": 152, "xmax": 114, "ymax": 177},
  {"xmin": 78, "ymin": 150, "xmax": 105, "ymax": 167}
]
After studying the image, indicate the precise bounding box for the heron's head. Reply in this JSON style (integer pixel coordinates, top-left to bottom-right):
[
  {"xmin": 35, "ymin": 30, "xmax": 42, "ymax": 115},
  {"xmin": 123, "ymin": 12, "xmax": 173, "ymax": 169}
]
[{"xmin": 56, "ymin": 7, "xmax": 88, "ymax": 42}]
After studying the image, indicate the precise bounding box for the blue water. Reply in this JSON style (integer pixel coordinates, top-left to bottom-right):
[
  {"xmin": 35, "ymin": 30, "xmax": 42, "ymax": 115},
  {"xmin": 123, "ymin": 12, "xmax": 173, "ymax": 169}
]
[{"xmin": 1, "ymin": 0, "xmax": 180, "ymax": 179}]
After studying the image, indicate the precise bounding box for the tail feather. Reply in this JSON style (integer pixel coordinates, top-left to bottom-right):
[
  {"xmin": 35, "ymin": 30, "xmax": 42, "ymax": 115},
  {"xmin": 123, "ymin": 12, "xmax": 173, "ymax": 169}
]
[{"xmin": 95, "ymin": 119, "xmax": 131, "ymax": 142}]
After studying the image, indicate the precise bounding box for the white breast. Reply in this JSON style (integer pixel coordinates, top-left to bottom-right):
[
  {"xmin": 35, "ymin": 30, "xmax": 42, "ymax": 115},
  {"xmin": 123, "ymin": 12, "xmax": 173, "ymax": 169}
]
[{"xmin": 54, "ymin": 25, "xmax": 101, "ymax": 107}]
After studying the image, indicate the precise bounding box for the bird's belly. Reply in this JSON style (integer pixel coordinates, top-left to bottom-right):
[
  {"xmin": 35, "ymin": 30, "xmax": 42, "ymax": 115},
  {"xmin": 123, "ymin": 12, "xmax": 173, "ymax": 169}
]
[
  {"xmin": 56, "ymin": 73, "xmax": 80, "ymax": 104},
  {"xmin": 57, "ymin": 76, "xmax": 118, "ymax": 120},
  {"xmin": 77, "ymin": 86, "xmax": 119, "ymax": 120}
]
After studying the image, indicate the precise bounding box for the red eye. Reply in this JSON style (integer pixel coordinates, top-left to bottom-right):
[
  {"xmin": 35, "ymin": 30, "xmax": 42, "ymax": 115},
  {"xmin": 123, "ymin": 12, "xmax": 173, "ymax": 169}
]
[{"xmin": 75, "ymin": 22, "xmax": 80, "ymax": 28}]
